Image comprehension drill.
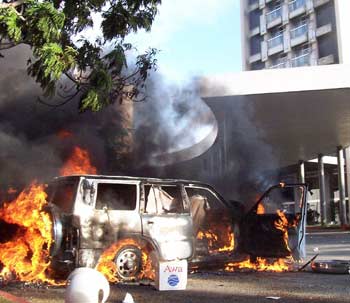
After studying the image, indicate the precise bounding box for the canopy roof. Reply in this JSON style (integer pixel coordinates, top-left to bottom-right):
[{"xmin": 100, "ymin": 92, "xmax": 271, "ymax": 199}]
[{"xmin": 200, "ymin": 64, "xmax": 350, "ymax": 169}]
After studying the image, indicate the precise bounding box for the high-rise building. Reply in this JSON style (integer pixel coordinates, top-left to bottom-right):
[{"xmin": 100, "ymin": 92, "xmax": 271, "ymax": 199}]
[{"xmin": 240, "ymin": 0, "xmax": 350, "ymax": 70}]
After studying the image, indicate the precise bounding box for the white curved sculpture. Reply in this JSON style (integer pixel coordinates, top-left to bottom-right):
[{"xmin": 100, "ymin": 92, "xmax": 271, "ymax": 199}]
[{"xmin": 65, "ymin": 268, "xmax": 110, "ymax": 303}]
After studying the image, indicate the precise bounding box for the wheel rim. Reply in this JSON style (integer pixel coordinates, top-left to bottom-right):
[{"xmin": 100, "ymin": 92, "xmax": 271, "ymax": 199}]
[{"xmin": 115, "ymin": 248, "xmax": 140, "ymax": 279}]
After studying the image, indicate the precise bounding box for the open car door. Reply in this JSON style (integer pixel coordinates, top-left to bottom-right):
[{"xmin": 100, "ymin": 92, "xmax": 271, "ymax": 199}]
[{"xmin": 240, "ymin": 183, "xmax": 307, "ymax": 261}]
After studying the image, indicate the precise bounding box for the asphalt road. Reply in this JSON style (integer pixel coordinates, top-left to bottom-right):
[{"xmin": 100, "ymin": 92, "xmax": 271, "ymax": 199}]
[
  {"xmin": 2, "ymin": 229, "xmax": 350, "ymax": 303},
  {"xmin": 306, "ymin": 229, "xmax": 350, "ymax": 260}
]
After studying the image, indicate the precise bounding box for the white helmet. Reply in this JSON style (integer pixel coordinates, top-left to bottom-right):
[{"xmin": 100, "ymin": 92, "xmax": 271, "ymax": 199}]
[{"xmin": 65, "ymin": 267, "xmax": 110, "ymax": 303}]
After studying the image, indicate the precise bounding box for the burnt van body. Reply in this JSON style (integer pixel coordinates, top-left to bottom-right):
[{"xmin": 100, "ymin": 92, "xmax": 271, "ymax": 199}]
[{"xmin": 46, "ymin": 175, "xmax": 307, "ymax": 281}]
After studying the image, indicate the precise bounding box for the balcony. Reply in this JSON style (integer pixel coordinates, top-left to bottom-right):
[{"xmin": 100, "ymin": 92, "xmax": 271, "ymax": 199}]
[
  {"xmin": 291, "ymin": 52, "xmax": 310, "ymax": 67},
  {"xmin": 266, "ymin": 7, "xmax": 282, "ymax": 28},
  {"xmin": 249, "ymin": 52, "xmax": 262, "ymax": 64},
  {"xmin": 318, "ymin": 54, "xmax": 335, "ymax": 65},
  {"xmin": 270, "ymin": 59, "xmax": 288, "ymax": 69},
  {"xmin": 267, "ymin": 34, "xmax": 284, "ymax": 55},
  {"xmin": 316, "ymin": 23, "xmax": 332, "ymax": 37},
  {"xmin": 290, "ymin": 23, "xmax": 308, "ymax": 46},
  {"xmin": 289, "ymin": 0, "xmax": 306, "ymax": 19}
]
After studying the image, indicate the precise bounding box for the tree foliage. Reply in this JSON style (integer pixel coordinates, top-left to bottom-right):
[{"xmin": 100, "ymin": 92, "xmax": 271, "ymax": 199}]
[{"xmin": 0, "ymin": 0, "xmax": 161, "ymax": 111}]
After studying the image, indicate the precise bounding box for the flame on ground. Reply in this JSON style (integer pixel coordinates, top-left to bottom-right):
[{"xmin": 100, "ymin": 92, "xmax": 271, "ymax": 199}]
[
  {"xmin": 96, "ymin": 239, "xmax": 155, "ymax": 282},
  {"xmin": 225, "ymin": 257, "xmax": 291, "ymax": 272},
  {"xmin": 0, "ymin": 183, "xmax": 59, "ymax": 284},
  {"xmin": 60, "ymin": 146, "xmax": 97, "ymax": 176}
]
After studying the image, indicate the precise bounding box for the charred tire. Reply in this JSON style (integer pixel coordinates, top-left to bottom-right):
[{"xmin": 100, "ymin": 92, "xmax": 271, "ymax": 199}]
[
  {"xmin": 114, "ymin": 245, "xmax": 142, "ymax": 281},
  {"xmin": 45, "ymin": 205, "xmax": 63, "ymax": 256},
  {"xmin": 311, "ymin": 260, "xmax": 350, "ymax": 274}
]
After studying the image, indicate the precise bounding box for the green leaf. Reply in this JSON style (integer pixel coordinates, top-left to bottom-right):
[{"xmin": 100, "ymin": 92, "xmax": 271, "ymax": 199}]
[{"xmin": 0, "ymin": 7, "xmax": 22, "ymax": 42}]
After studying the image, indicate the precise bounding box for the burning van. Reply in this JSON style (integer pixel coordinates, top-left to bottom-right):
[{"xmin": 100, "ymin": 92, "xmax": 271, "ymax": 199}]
[{"xmin": 43, "ymin": 175, "xmax": 307, "ymax": 282}]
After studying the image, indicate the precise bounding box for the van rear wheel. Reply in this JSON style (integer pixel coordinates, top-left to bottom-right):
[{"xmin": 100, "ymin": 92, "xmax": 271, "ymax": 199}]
[{"xmin": 114, "ymin": 245, "xmax": 142, "ymax": 281}]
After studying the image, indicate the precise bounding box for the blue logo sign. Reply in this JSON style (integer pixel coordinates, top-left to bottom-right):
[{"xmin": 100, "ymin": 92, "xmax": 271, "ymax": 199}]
[{"xmin": 167, "ymin": 274, "xmax": 179, "ymax": 287}]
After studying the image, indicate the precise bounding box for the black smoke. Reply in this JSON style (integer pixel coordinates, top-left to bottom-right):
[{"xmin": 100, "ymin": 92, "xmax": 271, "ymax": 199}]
[{"xmin": 0, "ymin": 45, "xmax": 217, "ymax": 191}]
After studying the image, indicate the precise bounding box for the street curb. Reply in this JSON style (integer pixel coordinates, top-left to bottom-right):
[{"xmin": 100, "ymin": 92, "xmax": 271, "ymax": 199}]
[{"xmin": 0, "ymin": 290, "xmax": 31, "ymax": 303}]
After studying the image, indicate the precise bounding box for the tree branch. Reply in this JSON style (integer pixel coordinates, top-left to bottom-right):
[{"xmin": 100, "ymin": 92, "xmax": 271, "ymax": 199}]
[
  {"xmin": 36, "ymin": 89, "xmax": 81, "ymax": 108},
  {"xmin": 0, "ymin": 0, "xmax": 26, "ymax": 9},
  {"xmin": 63, "ymin": 71, "xmax": 79, "ymax": 84}
]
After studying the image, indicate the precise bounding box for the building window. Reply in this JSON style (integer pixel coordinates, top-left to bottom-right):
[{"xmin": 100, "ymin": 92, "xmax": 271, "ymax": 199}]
[
  {"xmin": 288, "ymin": 0, "xmax": 306, "ymax": 12},
  {"xmin": 248, "ymin": 0, "xmax": 258, "ymax": 5},
  {"xmin": 292, "ymin": 44, "xmax": 311, "ymax": 67},
  {"xmin": 290, "ymin": 17, "xmax": 308, "ymax": 39},
  {"xmin": 250, "ymin": 35, "xmax": 263, "ymax": 55},
  {"xmin": 268, "ymin": 27, "xmax": 284, "ymax": 49},
  {"xmin": 266, "ymin": 0, "xmax": 282, "ymax": 24},
  {"xmin": 249, "ymin": 9, "xmax": 261, "ymax": 30},
  {"xmin": 270, "ymin": 54, "xmax": 288, "ymax": 69}
]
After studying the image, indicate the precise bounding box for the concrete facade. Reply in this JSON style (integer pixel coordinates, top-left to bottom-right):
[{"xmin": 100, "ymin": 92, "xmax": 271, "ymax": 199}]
[{"xmin": 241, "ymin": 0, "xmax": 350, "ymax": 70}]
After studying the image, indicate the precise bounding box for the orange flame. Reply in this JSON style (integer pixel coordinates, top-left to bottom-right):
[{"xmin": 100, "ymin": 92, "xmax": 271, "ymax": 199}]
[
  {"xmin": 196, "ymin": 223, "xmax": 234, "ymax": 254},
  {"xmin": 56, "ymin": 130, "xmax": 73, "ymax": 139},
  {"xmin": 96, "ymin": 239, "xmax": 155, "ymax": 282},
  {"xmin": 256, "ymin": 203, "xmax": 265, "ymax": 214},
  {"xmin": 0, "ymin": 183, "xmax": 58, "ymax": 284},
  {"xmin": 225, "ymin": 257, "xmax": 291, "ymax": 272},
  {"xmin": 274, "ymin": 209, "xmax": 298, "ymax": 254},
  {"xmin": 60, "ymin": 146, "xmax": 97, "ymax": 176}
]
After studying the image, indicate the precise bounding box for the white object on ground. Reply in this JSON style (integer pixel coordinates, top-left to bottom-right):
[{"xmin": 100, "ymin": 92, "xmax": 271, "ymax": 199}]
[
  {"xmin": 65, "ymin": 267, "xmax": 110, "ymax": 303},
  {"xmin": 155, "ymin": 260, "xmax": 188, "ymax": 291},
  {"xmin": 266, "ymin": 297, "xmax": 281, "ymax": 300},
  {"xmin": 123, "ymin": 292, "xmax": 135, "ymax": 303}
]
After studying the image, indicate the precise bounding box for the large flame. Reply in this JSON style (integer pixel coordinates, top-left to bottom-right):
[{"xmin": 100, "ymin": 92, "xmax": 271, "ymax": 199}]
[
  {"xmin": 96, "ymin": 239, "xmax": 155, "ymax": 282},
  {"xmin": 0, "ymin": 142, "xmax": 97, "ymax": 284},
  {"xmin": 0, "ymin": 183, "xmax": 57, "ymax": 283},
  {"xmin": 225, "ymin": 257, "xmax": 291, "ymax": 272},
  {"xmin": 60, "ymin": 146, "xmax": 97, "ymax": 176}
]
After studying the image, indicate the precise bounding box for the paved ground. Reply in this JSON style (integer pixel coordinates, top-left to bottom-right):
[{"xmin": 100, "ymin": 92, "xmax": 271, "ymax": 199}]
[
  {"xmin": 2, "ymin": 229, "xmax": 350, "ymax": 303},
  {"xmin": 306, "ymin": 229, "xmax": 350, "ymax": 260}
]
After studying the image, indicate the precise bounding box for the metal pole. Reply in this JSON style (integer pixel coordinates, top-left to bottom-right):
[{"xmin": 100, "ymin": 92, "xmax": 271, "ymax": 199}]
[
  {"xmin": 344, "ymin": 147, "xmax": 350, "ymax": 225},
  {"xmin": 318, "ymin": 154, "xmax": 327, "ymax": 225},
  {"xmin": 299, "ymin": 160, "xmax": 305, "ymax": 183},
  {"xmin": 337, "ymin": 146, "xmax": 347, "ymax": 226},
  {"xmin": 298, "ymin": 160, "xmax": 306, "ymax": 259}
]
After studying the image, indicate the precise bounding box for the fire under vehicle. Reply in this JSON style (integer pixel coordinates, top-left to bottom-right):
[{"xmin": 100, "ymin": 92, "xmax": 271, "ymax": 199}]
[{"xmin": 45, "ymin": 175, "xmax": 307, "ymax": 281}]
